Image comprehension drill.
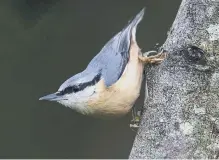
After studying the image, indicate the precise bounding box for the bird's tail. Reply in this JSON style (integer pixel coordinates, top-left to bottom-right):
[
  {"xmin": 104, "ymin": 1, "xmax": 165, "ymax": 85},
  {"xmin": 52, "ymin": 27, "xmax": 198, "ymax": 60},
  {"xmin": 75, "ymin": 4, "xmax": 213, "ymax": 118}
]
[
  {"xmin": 124, "ymin": 8, "xmax": 145, "ymax": 42},
  {"xmin": 99, "ymin": 8, "xmax": 145, "ymax": 55}
]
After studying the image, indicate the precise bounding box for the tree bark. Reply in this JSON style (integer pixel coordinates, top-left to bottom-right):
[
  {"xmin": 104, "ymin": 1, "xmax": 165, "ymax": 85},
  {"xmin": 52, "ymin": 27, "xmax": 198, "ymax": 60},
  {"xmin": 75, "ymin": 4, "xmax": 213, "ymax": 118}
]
[{"xmin": 129, "ymin": 0, "xmax": 219, "ymax": 159}]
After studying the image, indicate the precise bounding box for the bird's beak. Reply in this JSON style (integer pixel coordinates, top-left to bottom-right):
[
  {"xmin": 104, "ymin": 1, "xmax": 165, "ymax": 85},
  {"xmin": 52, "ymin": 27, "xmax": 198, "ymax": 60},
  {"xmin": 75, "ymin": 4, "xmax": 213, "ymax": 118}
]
[{"xmin": 39, "ymin": 92, "xmax": 66, "ymax": 101}]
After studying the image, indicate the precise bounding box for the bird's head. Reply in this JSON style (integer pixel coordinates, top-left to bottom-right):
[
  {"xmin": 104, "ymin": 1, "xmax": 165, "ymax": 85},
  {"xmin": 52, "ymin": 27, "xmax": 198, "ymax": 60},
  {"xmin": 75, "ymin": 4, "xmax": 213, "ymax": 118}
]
[{"xmin": 39, "ymin": 70, "xmax": 101, "ymax": 114}]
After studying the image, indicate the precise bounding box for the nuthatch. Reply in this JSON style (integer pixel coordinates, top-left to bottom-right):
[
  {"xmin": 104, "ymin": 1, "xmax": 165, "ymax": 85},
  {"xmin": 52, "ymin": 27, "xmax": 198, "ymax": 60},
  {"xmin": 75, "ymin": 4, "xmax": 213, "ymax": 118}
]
[{"xmin": 39, "ymin": 8, "xmax": 165, "ymax": 118}]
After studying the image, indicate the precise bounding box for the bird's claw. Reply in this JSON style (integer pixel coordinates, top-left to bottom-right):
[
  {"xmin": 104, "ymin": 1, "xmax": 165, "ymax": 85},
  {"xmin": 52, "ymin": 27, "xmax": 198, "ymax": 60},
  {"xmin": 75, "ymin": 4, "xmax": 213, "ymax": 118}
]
[
  {"xmin": 139, "ymin": 49, "xmax": 167, "ymax": 64},
  {"xmin": 130, "ymin": 123, "xmax": 139, "ymax": 129},
  {"xmin": 130, "ymin": 110, "xmax": 141, "ymax": 131}
]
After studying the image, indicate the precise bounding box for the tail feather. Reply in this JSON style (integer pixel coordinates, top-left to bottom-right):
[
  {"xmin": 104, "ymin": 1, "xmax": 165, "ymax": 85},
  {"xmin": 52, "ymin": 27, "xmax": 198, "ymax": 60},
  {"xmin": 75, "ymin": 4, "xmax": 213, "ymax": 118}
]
[
  {"xmin": 126, "ymin": 7, "xmax": 145, "ymax": 42},
  {"xmin": 100, "ymin": 8, "xmax": 145, "ymax": 53},
  {"xmin": 116, "ymin": 8, "xmax": 145, "ymax": 52}
]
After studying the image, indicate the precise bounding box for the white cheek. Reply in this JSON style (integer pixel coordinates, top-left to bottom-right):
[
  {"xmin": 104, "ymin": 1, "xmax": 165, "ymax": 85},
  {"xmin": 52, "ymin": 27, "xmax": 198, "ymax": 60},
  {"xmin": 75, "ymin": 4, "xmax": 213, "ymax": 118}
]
[{"xmin": 58, "ymin": 86, "xmax": 96, "ymax": 114}]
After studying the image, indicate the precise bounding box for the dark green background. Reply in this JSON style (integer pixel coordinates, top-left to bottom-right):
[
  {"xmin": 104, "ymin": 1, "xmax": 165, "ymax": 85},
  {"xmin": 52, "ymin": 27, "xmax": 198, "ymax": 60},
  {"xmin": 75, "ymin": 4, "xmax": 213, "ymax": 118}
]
[{"xmin": 0, "ymin": 0, "xmax": 181, "ymax": 158}]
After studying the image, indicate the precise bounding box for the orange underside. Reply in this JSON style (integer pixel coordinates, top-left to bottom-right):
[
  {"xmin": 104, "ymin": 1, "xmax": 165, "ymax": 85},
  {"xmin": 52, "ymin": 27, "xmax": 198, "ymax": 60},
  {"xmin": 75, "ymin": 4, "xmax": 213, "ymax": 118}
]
[{"xmin": 88, "ymin": 40, "xmax": 144, "ymax": 118}]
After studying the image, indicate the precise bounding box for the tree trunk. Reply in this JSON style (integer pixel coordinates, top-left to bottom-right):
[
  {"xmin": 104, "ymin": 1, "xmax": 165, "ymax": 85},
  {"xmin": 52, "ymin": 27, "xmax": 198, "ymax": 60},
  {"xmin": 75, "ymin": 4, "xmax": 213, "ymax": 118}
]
[{"xmin": 129, "ymin": 0, "xmax": 219, "ymax": 159}]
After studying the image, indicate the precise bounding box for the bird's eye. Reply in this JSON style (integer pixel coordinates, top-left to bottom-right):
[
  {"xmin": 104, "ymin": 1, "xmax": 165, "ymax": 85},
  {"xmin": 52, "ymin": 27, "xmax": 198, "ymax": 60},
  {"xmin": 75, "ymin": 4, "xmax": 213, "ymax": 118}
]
[
  {"xmin": 58, "ymin": 85, "xmax": 81, "ymax": 95},
  {"xmin": 72, "ymin": 86, "xmax": 80, "ymax": 92},
  {"xmin": 58, "ymin": 73, "xmax": 101, "ymax": 96},
  {"xmin": 65, "ymin": 87, "xmax": 74, "ymax": 93}
]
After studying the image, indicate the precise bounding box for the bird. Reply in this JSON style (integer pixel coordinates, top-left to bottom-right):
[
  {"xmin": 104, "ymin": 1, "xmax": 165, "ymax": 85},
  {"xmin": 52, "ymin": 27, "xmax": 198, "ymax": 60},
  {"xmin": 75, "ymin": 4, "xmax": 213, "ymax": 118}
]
[{"xmin": 39, "ymin": 8, "xmax": 165, "ymax": 118}]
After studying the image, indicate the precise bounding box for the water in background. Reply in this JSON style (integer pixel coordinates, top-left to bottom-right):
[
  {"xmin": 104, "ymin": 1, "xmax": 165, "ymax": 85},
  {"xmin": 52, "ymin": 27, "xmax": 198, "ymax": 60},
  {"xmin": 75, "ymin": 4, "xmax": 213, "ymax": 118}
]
[{"xmin": 0, "ymin": 0, "xmax": 181, "ymax": 158}]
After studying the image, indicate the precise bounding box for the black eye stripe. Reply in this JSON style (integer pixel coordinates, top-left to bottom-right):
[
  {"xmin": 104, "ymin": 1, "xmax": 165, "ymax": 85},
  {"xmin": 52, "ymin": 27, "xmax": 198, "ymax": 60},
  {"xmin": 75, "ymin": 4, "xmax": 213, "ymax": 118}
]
[{"xmin": 57, "ymin": 73, "xmax": 101, "ymax": 96}]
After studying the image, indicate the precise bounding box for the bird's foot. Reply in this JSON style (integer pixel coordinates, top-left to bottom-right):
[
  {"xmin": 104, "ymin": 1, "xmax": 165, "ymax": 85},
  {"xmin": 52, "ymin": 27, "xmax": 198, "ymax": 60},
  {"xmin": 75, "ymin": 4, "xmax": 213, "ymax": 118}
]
[
  {"xmin": 138, "ymin": 48, "xmax": 167, "ymax": 64},
  {"xmin": 130, "ymin": 109, "xmax": 141, "ymax": 131}
]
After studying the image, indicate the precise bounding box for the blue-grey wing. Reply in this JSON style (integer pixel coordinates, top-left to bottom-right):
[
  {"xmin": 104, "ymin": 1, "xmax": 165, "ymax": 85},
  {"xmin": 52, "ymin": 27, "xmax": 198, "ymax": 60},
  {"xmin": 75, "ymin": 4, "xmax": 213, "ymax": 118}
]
[
  {"xmin": 86, "ymin": 8, "xmax": 145, "ymax": 87},
  {"xmin": 86, "ymin": 46, "xmax": 128, "ymax": 87},
  {"xmin": 57, "ymin": 8, "xmax": 145, "ymax": 91}
]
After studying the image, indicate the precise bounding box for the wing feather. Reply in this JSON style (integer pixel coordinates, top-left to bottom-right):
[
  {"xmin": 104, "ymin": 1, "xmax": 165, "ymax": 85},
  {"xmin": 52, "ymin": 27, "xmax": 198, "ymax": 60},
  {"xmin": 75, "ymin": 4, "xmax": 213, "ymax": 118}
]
[{"xmin": 86, "ymin": 8, "xmax": 145, "ymax": 87}]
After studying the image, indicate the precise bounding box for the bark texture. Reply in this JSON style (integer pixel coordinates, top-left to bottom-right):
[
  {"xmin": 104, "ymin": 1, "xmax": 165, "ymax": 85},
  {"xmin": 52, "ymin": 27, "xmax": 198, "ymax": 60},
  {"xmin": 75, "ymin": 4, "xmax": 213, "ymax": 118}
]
[{"xmin": 130, "ymin": 0, "xmax": 219, "ymax": 159}]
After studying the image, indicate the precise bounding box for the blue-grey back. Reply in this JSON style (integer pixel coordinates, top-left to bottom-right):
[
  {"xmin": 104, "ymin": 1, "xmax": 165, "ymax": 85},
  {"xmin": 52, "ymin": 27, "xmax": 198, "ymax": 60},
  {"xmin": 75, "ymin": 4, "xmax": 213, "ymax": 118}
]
[
  {"xmin": 58, "ymin": 8, "xmax": 145, "ymax": 91},
  {"xmin": 86, "ymin": 8, "xmax": 145, "ymax": 87}
]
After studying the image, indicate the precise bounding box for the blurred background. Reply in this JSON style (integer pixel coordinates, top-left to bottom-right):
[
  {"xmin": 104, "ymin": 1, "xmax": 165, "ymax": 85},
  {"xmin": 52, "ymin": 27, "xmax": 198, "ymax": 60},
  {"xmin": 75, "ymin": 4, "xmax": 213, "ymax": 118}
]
[{"xmin": 0, "ymin": 0, "xmax": 181, "ymax": 158}]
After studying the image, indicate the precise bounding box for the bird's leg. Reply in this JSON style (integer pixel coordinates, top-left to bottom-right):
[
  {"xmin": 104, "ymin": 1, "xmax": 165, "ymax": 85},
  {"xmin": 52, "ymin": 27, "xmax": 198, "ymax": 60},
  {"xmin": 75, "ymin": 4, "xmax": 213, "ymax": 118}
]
[
  {"xmin": 130, "ymin": 49, "xmax": 166, "ymax": 131},
  {"xmin": 131, "ymin": 107, "xmax": 140, "ymax": 123},
  {"xmin": 138, "ymin": 49, "xmax": 166, "ymax": 64},
  {"xmin": 130, "ymin": 107, "xmax": 141, "ymax": 130}
]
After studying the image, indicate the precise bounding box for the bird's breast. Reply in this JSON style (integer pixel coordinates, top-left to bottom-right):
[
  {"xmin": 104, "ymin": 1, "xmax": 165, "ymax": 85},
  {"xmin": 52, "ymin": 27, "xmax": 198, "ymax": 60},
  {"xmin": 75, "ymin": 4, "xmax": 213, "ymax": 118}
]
[{"xmin": 87, "ymin": 41, "xmax": 144, "ymax": 118}]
